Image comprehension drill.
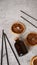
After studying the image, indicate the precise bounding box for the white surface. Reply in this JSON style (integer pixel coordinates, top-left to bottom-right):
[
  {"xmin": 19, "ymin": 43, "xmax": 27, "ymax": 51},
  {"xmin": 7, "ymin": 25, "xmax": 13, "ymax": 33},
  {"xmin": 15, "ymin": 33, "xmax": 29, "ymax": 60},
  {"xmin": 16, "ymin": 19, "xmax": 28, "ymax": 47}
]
[{"xmin": 0, "ymin": 0, "xmax": 37, "ymax": 65}]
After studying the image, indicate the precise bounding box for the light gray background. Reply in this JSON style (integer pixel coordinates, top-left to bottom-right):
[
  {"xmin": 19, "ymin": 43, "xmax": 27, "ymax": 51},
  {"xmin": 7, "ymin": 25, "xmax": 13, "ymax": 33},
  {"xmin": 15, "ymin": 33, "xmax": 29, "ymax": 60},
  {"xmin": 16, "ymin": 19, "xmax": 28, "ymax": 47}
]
[{"xmin": 0, "ymin": 0, "xmax": 37, "ymax": 65}]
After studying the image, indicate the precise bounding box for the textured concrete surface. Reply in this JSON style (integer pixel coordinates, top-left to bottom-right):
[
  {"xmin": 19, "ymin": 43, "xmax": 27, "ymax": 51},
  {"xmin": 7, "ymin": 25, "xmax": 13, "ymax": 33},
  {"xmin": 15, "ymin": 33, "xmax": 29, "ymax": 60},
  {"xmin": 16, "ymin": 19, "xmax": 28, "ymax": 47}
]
[{"xmin": 0, "ymin": 0, "xmax": 37, "ymax": 65}]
